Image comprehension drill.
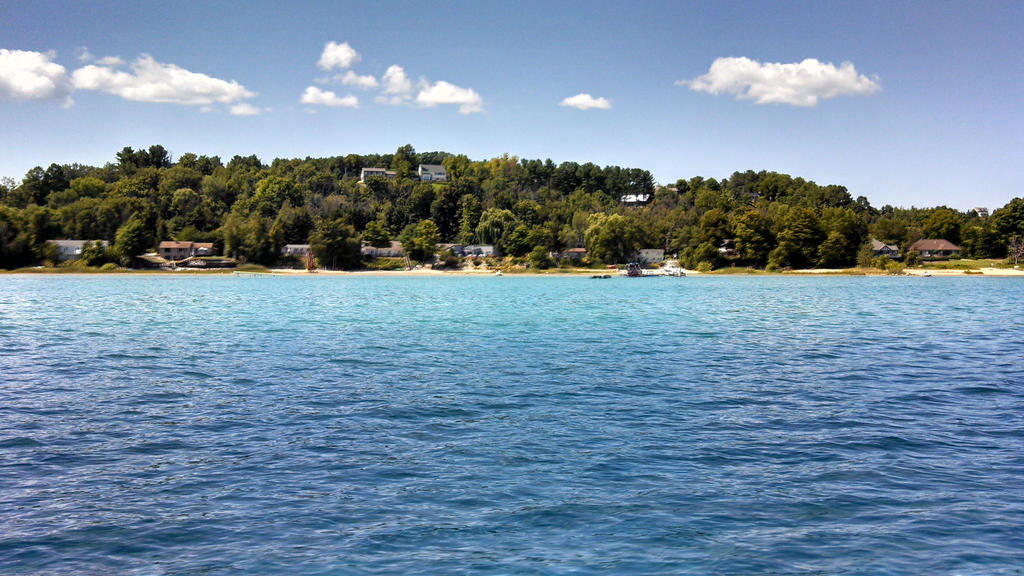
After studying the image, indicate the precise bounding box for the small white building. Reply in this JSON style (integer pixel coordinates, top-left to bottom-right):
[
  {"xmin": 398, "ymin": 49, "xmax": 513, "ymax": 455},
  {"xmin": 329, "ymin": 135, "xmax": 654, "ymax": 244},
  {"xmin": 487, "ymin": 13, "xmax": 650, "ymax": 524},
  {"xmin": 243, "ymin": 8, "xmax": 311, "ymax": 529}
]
[
  {"xmin": 359, "ymin": 168, "xmax": 396, "ymax": 183},
  {"xmin": 282, "ymin": 244, "xmax": 311, "ymax": 257},
  {"xmin": 620, "ymin": 194, "xmax": 652, "ymax": 205},
  {"xmin": 418, "ymin": 164, "xmax": 447, "ymax": 182},
  {"xmin": 49, "ymin": 239, "xmax": 109, "ymax": 261},
  {"xmin": 635, "ymin": 248, "xmax": 665, "ymax": 263}
]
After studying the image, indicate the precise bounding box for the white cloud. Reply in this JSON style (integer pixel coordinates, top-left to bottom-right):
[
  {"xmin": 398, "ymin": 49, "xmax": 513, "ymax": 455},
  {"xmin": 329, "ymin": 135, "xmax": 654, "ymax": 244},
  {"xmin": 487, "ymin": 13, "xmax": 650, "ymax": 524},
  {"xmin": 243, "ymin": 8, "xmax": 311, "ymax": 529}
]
[
  {"xmin": 309, "ymin": 52, "xmax": 484, "ymax": 114},
  {"xmin": 71, "ymin": 54, "xmax": 255, "ymax": 106},
  {"xmin": 416, "ymin": 80, "xmax": 483, "ymax": 114},
  {"xmin": 317, "ymin": 41, "xmax": 360, "ymax": 70},
  {"xmin": 340, "ymin": 70, "xmax": 378, "ymax": 90},
  {"xmin": 95, "ymin": 56, "xmax": 124, "ymax": 67},
  {"xmin": 560, "ymin": 93, "xmax": 611, "ymax": 110},
  {"xmin": 381, "ymin": 64, "xmax": 412, "ymax": 96},
  {"xmin": 0, "ymin": 49, "xmax": 73, "ymax": 106},
  {"xmin": 682, "ymin": 57, "xmax": 880, "ymax": 107},
  {"xmin": 75, "ymin": 47, "xmax": 122, "ymax": 67},
  {"xmin": 300, "ymin": 86, "xmax": 358, "ymax": 108},
  {"xmin": 230, "ymin": 102, "xmax": 263, "ymax": 116}
]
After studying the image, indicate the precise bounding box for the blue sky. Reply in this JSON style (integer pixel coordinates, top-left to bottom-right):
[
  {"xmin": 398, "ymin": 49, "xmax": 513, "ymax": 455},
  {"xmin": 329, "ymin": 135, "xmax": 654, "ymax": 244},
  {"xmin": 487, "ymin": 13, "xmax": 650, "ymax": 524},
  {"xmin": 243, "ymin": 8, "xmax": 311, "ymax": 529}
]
[{"xmin": 1, "ymin": 0, "xmax": 1021, "ymax": 211}]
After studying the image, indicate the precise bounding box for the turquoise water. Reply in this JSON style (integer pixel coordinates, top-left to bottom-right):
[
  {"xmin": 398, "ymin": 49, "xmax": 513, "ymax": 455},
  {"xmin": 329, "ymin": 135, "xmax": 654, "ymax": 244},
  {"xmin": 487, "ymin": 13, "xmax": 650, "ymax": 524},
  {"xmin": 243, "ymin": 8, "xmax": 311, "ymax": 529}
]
[{"xmin": 1, "ymin": 274, "xmax": 1022, "ymax": 574}]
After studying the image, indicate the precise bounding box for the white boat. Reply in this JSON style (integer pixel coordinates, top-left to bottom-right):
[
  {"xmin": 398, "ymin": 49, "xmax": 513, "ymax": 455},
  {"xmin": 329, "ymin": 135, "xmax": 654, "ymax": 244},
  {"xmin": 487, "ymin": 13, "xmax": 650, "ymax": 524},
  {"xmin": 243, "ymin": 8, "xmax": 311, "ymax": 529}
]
[
  {"xmin": 662, "ymin": 260, "xmax": 686, "ymax": 277},
  {"xmin": 494, "ymin": 270, "xmax": 503, "ymax": 276}
]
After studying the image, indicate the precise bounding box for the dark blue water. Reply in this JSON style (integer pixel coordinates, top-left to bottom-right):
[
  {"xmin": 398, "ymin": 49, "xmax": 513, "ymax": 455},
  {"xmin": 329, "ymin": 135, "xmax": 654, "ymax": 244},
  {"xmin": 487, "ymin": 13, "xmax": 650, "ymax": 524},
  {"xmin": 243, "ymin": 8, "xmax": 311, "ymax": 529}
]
[{"xmin": 1, "ymin": 275, "xmax": 1023, "ymax": 574}]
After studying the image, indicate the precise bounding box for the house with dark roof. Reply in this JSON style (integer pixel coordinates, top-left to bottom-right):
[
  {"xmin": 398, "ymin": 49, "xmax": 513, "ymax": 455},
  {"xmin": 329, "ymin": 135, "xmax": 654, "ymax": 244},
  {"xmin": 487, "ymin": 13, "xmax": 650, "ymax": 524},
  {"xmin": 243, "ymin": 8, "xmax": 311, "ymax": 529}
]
[
  {"xmin": 360, "ymin": 240, "xmax": 405, "ymax": 258},
  {"xmin": 282, "ymin": 244, "xmax": 311, "ymax": 257},
  {"xmin": 870, "ymin": 239, "xmax": 901, "ymax": 259},
  {"xmin": 462, "ymin": 244, "xmax": 495, "ymax": 257},
  {"xmin": 558, "ymin": 247, "xmax": 587, "ymax": 261},
  {"xmin": 909, "ymin": 239, "xmax": 960, "ymax": 260},
  {"xmin": 159, "ymin": 241, "xmax": 216, "ymax": 261}
]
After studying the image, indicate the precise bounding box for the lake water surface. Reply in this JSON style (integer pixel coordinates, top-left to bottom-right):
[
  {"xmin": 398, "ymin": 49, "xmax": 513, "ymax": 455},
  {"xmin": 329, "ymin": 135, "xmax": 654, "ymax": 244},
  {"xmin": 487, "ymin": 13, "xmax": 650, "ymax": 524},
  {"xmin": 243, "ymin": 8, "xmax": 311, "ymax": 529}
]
[{"xmin": 1, "ymin": 274, "xmax": 1022, "ymax": 574}]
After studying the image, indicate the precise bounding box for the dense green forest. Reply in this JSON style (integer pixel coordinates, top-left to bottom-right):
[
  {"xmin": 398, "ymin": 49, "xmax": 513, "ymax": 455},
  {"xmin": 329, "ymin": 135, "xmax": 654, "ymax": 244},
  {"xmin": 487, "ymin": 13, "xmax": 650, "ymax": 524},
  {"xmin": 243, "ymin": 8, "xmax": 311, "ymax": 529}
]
[{"xmin": 1, "ymin": 144, "xmax": 1022, "ymax": 270}]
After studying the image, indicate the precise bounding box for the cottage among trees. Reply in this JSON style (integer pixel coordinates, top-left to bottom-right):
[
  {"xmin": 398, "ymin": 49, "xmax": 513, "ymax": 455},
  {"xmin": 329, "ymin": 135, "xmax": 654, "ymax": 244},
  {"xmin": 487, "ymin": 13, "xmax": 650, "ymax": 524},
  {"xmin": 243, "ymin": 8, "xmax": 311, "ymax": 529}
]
[{"xmin": 909, "ymin": 239, "xmax": 961, "ymax": 260}]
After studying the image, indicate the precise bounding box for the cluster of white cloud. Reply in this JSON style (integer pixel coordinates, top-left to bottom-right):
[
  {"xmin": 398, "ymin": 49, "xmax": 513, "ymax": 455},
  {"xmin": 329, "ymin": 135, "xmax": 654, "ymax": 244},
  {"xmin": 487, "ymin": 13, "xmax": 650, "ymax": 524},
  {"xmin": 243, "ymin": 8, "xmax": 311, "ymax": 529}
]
[
  {"xmin": 560, "ymin": 93, "xmax": 611, "ymax": 110},
  {"xmin": 72, "ymin": 55, "xmax": 255, "ymax": 107},
  {"xmin": 0, "ymin": 48, "xmax": 260, "ymax": 114},
  {"xmin": 0, "ymin": 49, "xmax": 73, "ymax": 106},
  {"xmin": 682, "ymin": 57, "xmax": 880, "ymax": 107},
  {"xmin": 4, "ymin": 45, "xmax": 882, "ymax": 117},
  {"xmin": 300, "ymin": 86, "xmax": 358, "ymax": 108},
  {"xmin": 303, "ymin": 42, "xmax": 483, "ymax": 114},
  {"xmin": 229, "ymin": 103, "xmax": 262, "ymax": 116},
  {"xmin": 340, "ymin": 70, "xmax": 378, "ymax": 90},
  {"xmin": 416, "ymin": 81, "xmax": 483, "ymax": 114},
  {"xmin": 379, "ymin": 64, "xmax": 412, "ymax": 103},
  {"xmin": 317, "ymin": 41, "xmax": 360, "ymax": 70},
  {"xmin": 303, "ymin": 42, "xmax": 362, "ymax": 110}
]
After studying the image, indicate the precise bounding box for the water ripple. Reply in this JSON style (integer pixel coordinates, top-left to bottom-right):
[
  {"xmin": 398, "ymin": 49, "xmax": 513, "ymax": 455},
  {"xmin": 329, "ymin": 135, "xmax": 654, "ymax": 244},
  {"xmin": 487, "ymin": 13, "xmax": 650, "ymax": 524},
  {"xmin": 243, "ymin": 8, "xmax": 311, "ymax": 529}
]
[{"xmin": 1, "ymin": 275, "xmax": 1022, "ymax": 574}]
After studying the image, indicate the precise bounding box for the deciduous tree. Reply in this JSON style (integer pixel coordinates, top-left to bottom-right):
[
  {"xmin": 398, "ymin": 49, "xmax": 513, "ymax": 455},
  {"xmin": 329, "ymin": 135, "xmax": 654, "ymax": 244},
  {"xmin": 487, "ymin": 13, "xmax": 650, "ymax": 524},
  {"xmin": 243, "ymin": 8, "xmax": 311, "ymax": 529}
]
[
  {"xmin": 1007, "ymin": 235, "xmax": 1024, "ymax": 265},
  {"xmin": 362, "ymin": 220, "xmax": 391, "ymax": 248},
  {"xmin": 114, "ymin": 216, "xmax": 152, "ymax": 264},
  {"xmin": 922, "ymin": 208, "xmax": 963, "ymax": 245},
  {"xmin": 399, "ymin": 219, "xmax": 441, "ymax": 262},
  {"xmin": 584, "ymin": 213, "xmax": 641, "ymax": 264},
  {"xmin": 310, "ymin": 219, "xmax": 361, "ymax": 269}
]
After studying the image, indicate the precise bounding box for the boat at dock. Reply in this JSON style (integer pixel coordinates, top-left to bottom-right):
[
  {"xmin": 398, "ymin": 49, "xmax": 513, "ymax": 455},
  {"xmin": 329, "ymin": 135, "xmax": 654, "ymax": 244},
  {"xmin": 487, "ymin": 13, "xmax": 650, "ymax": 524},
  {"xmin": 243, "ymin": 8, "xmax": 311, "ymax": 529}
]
[
  {"xmin": 620, "ymin": 262, "xmax": 661, "ymax": 277},
  {"xmin": 621, "ymin": 262, "xmax": 645, "ymax": 277},
  {"xmin": 661, "ymin": 260, "xmax": 686, "ymax": 277},
  {"xmin": 619, "ymin": 261, "xmax": 684, "ymax": 277}
]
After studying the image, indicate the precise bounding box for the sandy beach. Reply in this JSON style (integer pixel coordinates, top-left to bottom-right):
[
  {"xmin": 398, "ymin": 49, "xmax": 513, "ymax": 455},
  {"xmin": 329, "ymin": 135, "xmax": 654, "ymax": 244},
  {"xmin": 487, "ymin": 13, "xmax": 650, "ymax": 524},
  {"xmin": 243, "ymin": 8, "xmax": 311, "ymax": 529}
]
[{"xmin": 903, "ymin": 267, "xmax": 1024, "ymax": 276}]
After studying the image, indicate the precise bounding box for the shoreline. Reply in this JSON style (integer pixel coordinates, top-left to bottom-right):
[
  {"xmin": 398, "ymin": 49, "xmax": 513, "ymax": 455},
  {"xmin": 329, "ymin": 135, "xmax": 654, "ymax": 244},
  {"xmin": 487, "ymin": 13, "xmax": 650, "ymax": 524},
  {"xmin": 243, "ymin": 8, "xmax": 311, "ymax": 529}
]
[{"xmin": 4, "ymin": 266, "xmax": 1023, "ymax": 277}]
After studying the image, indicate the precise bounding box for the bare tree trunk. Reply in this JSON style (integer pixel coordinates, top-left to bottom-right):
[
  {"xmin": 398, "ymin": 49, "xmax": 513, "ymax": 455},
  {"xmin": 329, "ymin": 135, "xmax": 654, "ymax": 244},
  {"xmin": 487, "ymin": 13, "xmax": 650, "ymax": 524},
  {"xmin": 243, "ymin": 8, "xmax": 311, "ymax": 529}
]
[{"xmin": 1008, "ymin": 235, "xmax": 1023, "ymax": 265}]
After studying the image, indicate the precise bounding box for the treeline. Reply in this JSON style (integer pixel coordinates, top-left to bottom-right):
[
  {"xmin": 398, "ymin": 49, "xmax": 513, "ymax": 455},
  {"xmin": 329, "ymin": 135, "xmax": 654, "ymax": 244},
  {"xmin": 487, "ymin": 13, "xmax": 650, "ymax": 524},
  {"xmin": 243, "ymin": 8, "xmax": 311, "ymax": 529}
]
[{"xmin": 1, "ymin": 143, "xmax": 1022, "ymax": 270}]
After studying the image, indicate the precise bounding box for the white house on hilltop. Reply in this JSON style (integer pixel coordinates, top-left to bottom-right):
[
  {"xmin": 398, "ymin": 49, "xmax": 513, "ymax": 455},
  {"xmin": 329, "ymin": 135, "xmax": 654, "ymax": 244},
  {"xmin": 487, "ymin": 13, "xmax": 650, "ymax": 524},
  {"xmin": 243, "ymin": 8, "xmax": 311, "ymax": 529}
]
[
  {"xmin": 418, "ymin": 164, "xmax": 447, "ymax": 182},
  {"xmin": 359, "ymin": 168, "xmax": 396, "ymax": 183},
  {"xmin": 620, "ymin": 194, "xmax": 651, "ymax": 205}
]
